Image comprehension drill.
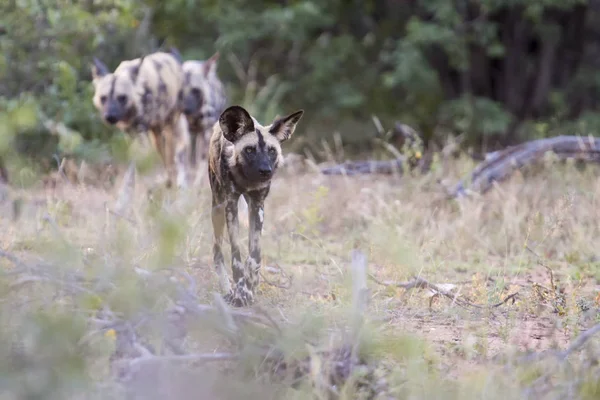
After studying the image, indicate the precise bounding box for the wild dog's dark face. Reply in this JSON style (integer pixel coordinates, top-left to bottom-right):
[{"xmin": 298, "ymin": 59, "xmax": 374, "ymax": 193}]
[
  {"xmin": 219, "ymin": 106, "xmax": 304, "ymax": 184},
  {"xmin": 181, "ymin": 53, "xmax": 220, "ymax": 118},
  {"xmin": 90, "ymin": 58, "xmax": 140, "ymax": 127}
]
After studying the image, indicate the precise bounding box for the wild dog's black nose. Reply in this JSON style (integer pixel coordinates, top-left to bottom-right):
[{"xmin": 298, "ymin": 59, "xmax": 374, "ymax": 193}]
[
  {"xmin": 183, "ymin": 96, "xmax": 198, "ymax": 116},
  {"xmin": 105, "ymin": 114, "xmax": 118, "ymax": 124},
  {"xmin": 259, "ymin": 166, "xmax": 272, "ymax": 177}
]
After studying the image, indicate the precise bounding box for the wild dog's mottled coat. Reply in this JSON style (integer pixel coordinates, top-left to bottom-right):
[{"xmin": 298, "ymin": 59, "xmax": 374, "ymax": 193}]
[
  {"xmin": 208, "ymin": 105, "xmax": 303, "ymax": 306},
  {"xmin": 180, "ymin": 52, "xmax": 227, "ymax": 166},
  {"xmin": 91, "ymin": 51, "xmax": 190, "ymax": 188}
]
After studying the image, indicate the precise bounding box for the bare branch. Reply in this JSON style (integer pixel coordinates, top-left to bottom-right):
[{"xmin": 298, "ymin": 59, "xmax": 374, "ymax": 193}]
[
  {"xmin": 557, "ymin": 322, "xmax": 600, "ymax": 361},
  {"xmin": 320, "ymin": 158, "xmax": 406, "ymax": 176},
  {"xmin": 259, "ymin": 264, "xmax": 293, "ymax": 289},
  {"xmin": 368, "ymin": 274, "xmax": 519, "ymax": 310},
  {"xmin": 451, "ymin": 135, "xmax": 600, "ymax": 198},
  {"xmin": 0, "ymin": 249, "xmax": 29, "ymax": 271},
  {"xmin": 128, "ymin": 352, "xmax": 239, "ymax": 367}
]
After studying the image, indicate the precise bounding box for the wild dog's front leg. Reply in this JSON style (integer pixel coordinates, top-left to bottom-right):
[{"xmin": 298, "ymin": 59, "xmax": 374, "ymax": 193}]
[
  {"xmin": 245, "ymin": 192, "xmax": 266, "ymax": 295},
  {"xmin": 211, "ymin": 196, "xmax": 231, "ymax": 294},
  {"xmin": 172, "ymin": 114, "xmax": 190, "ymax": 188},
  {"xmin": 149, "ymin": 129, "xmax": 165, "ymax": 163},
  {"xmin": 223, "ymin": 193, "xmax": 253, "ymax": 307},
  {"xmin": 189, "ymin": 131, "xmax": 198, "ymax": 168},
  {"xmin": 160, "ymin": 120, "xmax": 188, "ymax": 189},
  {"xmin": 149, "ymin": 129, "xmax": 174, "ymax": 188}
]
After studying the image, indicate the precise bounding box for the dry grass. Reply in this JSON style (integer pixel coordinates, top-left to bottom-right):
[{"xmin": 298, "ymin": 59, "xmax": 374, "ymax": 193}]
[{"xmin": 1, "ymin": 154, "xmax": 600, "ymax": 399}]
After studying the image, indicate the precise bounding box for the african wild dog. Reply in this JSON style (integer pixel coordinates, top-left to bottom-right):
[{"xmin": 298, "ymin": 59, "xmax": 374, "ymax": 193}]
[
  {"xmin": 91, "ymin": 51, "xmax": 190, "ymax": 188},
  {"xmin": 178, "ymin": 52, "xmax": 227, "ymax": 166},
  {"xmin": 208, "ymin": 105, "xmax": 304, "ymax": 306}
]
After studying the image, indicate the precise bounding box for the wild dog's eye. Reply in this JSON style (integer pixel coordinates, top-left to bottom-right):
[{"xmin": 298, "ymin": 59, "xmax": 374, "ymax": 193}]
[
  {"xmin": 245, "ymin": 147, "xmax": 256, "ymax": 154},
  {"xmin": 268, "ymin": 147, "xmax": 276, "ymax": 155},
  {"xmin": 117, "ymin": 95, "xmax": 127, "ymax": 104},
  {"xmin": 100, "ymin": 95, "xmax": 107, "ymax": 104}
]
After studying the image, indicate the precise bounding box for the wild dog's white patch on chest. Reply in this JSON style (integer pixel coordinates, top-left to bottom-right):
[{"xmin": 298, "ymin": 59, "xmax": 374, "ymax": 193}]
[{"xmin": 258, "ymin": 209, "xmax": 264, "ymax": 223}]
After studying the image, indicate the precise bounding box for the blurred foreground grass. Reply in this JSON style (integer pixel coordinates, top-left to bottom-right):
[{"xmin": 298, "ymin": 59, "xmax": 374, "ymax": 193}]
[{"xmin": 1, "ymin": 124, "xmax": 600, "ymax": 398}]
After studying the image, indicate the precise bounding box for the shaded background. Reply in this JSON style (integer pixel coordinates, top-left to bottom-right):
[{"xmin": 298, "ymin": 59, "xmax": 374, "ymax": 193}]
[{"xmin": 1, "ymin": 0, "xmax": 600, "ymax": 173}]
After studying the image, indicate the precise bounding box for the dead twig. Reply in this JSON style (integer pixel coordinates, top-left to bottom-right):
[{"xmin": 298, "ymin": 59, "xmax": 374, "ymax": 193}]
[
  {"xmin": 125, "ymin": 351, "xmax": 239, "ymax": 368},
  {"xmin": 368, "ymin": 274, "xmax": 519, "ymax": 310},
  {"xmin": 320, "ymin": 158, "xmax": 406, "ymax": 176},
  {"xmin": 259, "ymin": 264, "xmax": 293, "ymax": 289},
  {"xmin": 252, "ymin": 306, "xmax": 283, "ymax": 335},
  {"xmin": 0, "ymin": 249, "xmax": 30, "ymax": 271},
  {"xmin": 557, "ymin": 322, "xmax": 600, "ymax": 361},
  {"xmin": 510, "ymin": 321, "xmax": 600, "ymax": 366},
  {"xmin": 526, "ymin": 245, "xmax": 567, "ymax": 314},
  {"xmin": 108, "ymin": 209, "xmax": 138, "ymax": 226}
]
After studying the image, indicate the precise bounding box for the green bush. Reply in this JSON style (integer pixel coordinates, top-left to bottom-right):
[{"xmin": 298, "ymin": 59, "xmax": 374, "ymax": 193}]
[{"xmin": 3, "ymin": 0, "xmax": 600, "ymax": 173}]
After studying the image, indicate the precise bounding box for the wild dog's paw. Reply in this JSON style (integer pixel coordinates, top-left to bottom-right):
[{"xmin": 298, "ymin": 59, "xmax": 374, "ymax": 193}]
[
  {"xmin": 223, "ymin": 285, "xmax": 255, "ymax": 308},
  {"xmin": 176, "ymin": 167, "xmax": 188, "ymax": 190},
  {"xmin": 244, "ymin": 256, "xmax": 261, "ymax": 291},
  {"xmin": 176, "ymin": 177, "xmax": 188, "ymax": 191}
]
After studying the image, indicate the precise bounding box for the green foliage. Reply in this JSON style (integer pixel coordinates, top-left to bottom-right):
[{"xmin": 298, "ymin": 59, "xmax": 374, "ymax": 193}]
[
  {"xmin": 0, "ymin": 97, "xmax": 39, "ymax": 154},
  {"xmin": 0, "ymin": 0, "xmax": 143, "ymax": 174},
  {"xmin": 3, "ymin": 0, "xmax": 600, "ymax": 168},
  {"xmin": 439, "ymin": 96, "xmax": 514, "ymax": 137},
  {"xmin": 0, "ymin": 302, "xmax": 94, "ymax": 399}
]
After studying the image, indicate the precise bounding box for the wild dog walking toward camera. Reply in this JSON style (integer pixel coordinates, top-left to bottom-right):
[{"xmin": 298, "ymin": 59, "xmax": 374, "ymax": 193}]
[
  {"xmin": 90, "ymin": 51, "xmax": 190, "ymax": 188},
  {"xmin": 209, "ymin": 105, "xmax": 304, "ymax": 306},
  {"xmin": 179, "ymin": 52, "xmax": 227, "ymax": 166}
]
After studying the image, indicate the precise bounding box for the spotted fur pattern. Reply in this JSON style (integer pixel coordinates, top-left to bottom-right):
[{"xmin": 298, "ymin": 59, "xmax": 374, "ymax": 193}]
[
  {"xmin": 179, "ymin": 52, "xmax": 227, "ymax": 166},
  {"xmin": 208, "ymin": 105, "xmax": 304, "ymax": 306},
  {"xmin": 91, "ymin": 51, "xmax": 190, "ymax": 188}
]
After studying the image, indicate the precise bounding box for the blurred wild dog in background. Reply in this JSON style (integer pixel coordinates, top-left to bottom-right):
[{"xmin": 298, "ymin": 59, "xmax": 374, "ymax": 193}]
[
  {"xmin": 171, "ymin": 48, "xmax": 227, "ymax": 167},
  {"xmin": 91, "ymin": 51, "xmax": 190, "ymax": 188}
]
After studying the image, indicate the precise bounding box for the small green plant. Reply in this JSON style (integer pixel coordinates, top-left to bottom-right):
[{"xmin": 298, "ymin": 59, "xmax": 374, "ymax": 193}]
[{"xmin": 297, "ymin": 185, "xmax": 329, "ymax": 237}]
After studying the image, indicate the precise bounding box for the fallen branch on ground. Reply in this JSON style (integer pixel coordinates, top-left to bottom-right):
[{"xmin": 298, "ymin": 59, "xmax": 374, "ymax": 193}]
[
  {"xmin": 320, "ymin": 120, "xmax": 426, "ymax": 176},
  {"xmin": 318, "ymin": 135, "xmax": 600, "ymax": 200},
  {"xmin": 113, "ymin": 351, "xmax": 240, "ymax": 371},
  {"xmin": 449, "ymin": 135, "xmax": 600, "ymax": 197},
  {"xmin": 320, "ymin": 158, "xmax": 406, "ymax": 176},
  {"xmin": 557, "ymin": 322, "xmax": 600, "ymax": 361},
  {"xmin": 507, "ymin": 321, "xmax": 600, "ymax": 398},
  {"xmin": 514, "ymin": 322, "xmax": 600, "ymax": 365},
  {"xmin": 368, "ymin": 274, "xmax": 519, "ymax": 310}
]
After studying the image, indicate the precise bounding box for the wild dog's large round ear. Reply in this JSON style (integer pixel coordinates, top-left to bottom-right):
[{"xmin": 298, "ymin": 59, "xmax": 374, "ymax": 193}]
[
  {"xmin": 219, "ymin": 105, "xmax": 255, "ymax": 143},
  {"xmin": 169, "ymin": 47, "xmax": 183, "ymax": 64},
  {"xmin": 130, "ymin": 56, "xmax": 145, "ymax": 83},
  {"xmin": 203, "ymin": 52, "xmax": 220, "ymax": 77},
  {"xmin": 270, "ymin": 110, "xmax": 304, "ymax": 142},
  {"xmin": 91, "ymin": 57, "xmax": 109, "ymax": 81}
]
